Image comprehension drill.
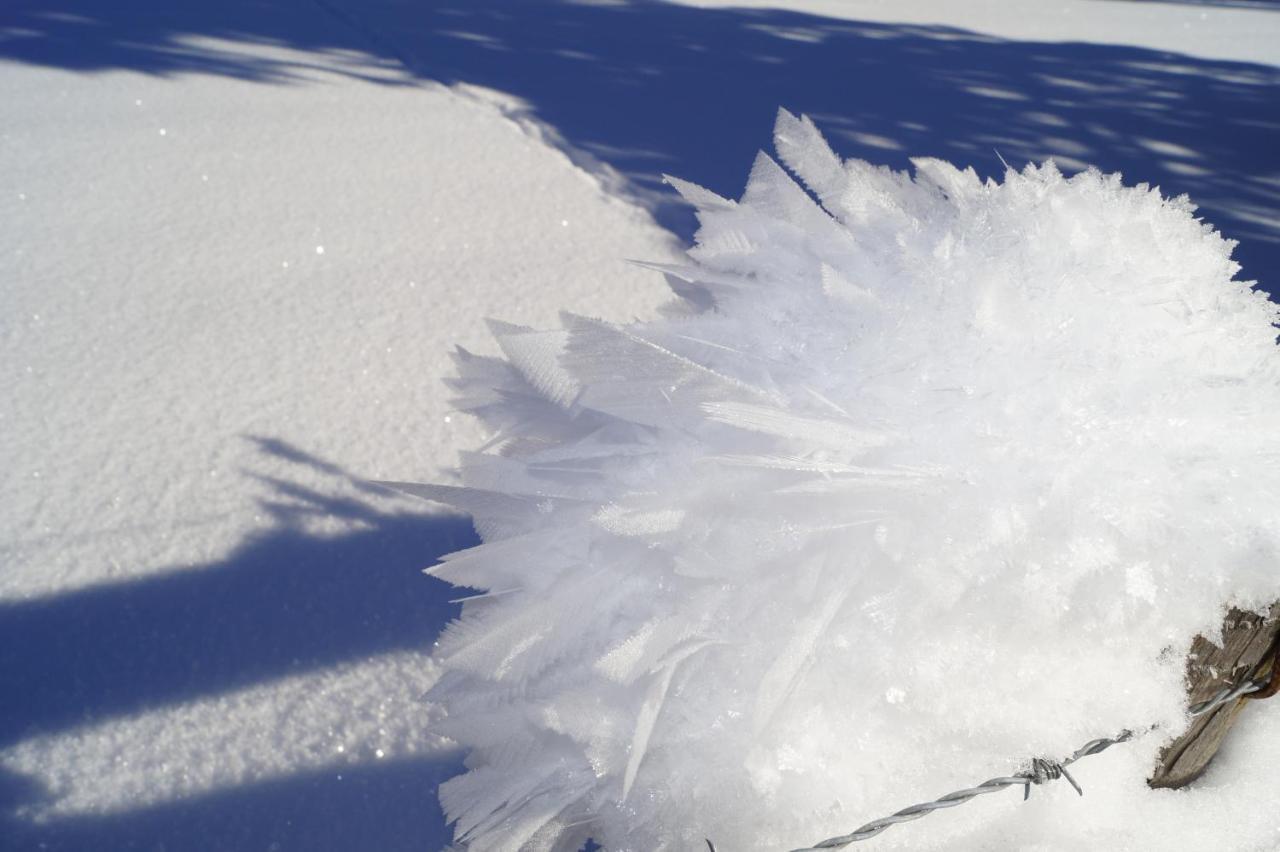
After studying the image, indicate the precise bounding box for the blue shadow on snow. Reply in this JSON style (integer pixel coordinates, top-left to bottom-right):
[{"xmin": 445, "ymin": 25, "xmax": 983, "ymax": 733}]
[
  {"xmin": 1, "ymin": 0, "xmax": 1277, "ymax": 283},
  {"xmin": 0, "ymin": 756, "xmax": 463, "ymax": 852},
  {"xmin": 0, "ymin": 438, "xmax": 478, "ymax": 851}
]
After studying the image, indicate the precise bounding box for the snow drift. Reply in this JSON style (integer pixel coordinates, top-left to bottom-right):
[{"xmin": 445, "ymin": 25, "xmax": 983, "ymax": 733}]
[{"xmin": 399, "ymin": 110, "xmax": 1280, "ymax": 850}]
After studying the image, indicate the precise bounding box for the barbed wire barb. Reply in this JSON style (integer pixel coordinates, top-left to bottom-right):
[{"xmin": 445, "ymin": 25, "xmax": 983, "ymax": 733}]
[{"xmin": 784, "ymin": 677, "xmax": 1267, "ymax": 851}]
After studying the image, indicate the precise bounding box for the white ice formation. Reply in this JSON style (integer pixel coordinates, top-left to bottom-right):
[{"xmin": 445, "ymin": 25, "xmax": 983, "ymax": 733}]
[{"xmin": 394, "ymin": 110, "xmax": 1280, "ymax": 851}]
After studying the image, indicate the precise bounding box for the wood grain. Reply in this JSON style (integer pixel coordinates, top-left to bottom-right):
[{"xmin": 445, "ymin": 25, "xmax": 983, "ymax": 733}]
[{"xmin": 1148, "ymin": 602, "xmax": 1280, "ymax": 789}]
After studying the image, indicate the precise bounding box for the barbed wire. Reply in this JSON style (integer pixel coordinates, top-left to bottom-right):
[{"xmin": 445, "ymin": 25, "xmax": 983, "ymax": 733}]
[{"xmin": 784, "ymin": 676, "xmax": 1268, "ymax": 851}]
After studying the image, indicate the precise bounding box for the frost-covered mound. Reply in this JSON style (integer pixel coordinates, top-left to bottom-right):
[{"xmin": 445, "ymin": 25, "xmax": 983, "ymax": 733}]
[{"xmin": 407, "ymin": 110, "xmax": 1280, "ymax": 851}]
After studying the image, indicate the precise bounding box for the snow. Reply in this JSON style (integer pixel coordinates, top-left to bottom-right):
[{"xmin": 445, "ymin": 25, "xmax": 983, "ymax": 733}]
[
  {"xmin": 4, "ymin": 651, "xmax": 451, "ymax": 820},
  {"xmin": 0, "ymin": 42, "xmax": 675, "ymax": 602},
  {"xmin": 1, "ymin": 1, "xmax": 1277, "ymax": 850},
  {"xmin": 1, "ymin": 4, "xmax": 675, "ymax": 848},
  {"xmin": 676, "ymin": 0, "xmax": 1280, "ymax": 67}
]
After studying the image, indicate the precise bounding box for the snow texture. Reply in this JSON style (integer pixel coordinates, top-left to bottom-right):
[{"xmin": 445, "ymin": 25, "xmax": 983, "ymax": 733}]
[
  {"xmin": 0, "ymin": 12, "xmax": 675, "ymax": 845},
  {"xmin": 413, "ymin": 111, "xmax": 1280, "ymax": 851}
]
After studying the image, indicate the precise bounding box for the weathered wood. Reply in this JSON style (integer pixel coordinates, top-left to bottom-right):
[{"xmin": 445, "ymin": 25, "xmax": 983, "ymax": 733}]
[{"xmin": 1148, "ymin": 602, "xmax": 1280, "ymax": 789}]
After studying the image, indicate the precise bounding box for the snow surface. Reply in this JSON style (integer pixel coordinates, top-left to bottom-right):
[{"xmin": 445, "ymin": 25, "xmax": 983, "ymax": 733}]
[
  {"xmin": 1, "ymin": 3, "xmax": 676, "ymax": 848},
  {"xmin": 1, "ymin": 0, "xmax": 1277, "ymax": 850},
  {"xmin": 678, "ymin": 0, "xmax": 1280, "ymax": 66}
]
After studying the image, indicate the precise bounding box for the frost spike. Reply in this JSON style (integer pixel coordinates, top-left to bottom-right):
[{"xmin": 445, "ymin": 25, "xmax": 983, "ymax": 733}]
[
  {"xmin": 773, "ymin": 107, "xmax": 848, "ymax": 211},
  {"xmin": 561, "ymin": 312, "xmax": 777, "ymax": 426},
  {"xmin": 486, "ymin": 319, "xmax": 579, "ymax": 409},
  {"xmin": 663, "ymin": 174, "xmax": 737, "ymax": 211}
]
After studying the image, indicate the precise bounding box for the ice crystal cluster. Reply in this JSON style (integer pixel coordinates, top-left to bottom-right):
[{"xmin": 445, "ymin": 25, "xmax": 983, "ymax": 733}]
[{"xmin": 403, "ymin": 111, "xmax": 1280, "ymax": 850}]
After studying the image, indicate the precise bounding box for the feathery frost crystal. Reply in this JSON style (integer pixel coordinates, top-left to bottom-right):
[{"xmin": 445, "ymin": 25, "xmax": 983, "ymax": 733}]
[{"xmin": 402, "ymin": 111, "xmax": 1280, "ymax": 850}]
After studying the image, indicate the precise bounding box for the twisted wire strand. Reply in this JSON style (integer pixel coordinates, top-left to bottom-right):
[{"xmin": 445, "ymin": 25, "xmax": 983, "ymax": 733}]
[
  {"xmin": 1188, "ymin": 677, "xmax": 1263, "ymax": 715},
  {"xmin": 789, "ymin": 677, "xmax": 1266, "ymax": 851}
]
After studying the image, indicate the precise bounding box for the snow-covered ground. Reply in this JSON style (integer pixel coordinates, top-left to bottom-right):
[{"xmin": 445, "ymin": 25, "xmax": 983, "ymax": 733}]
[{"xmin": 1, "ymin": 1, "xmax": 1277, "ymax": 849}]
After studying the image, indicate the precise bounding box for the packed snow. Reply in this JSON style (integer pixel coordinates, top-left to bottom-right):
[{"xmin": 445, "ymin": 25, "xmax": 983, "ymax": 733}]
[{"xmin": 1, "ymin": 1, "xmax": 1278, "ymax": 850}]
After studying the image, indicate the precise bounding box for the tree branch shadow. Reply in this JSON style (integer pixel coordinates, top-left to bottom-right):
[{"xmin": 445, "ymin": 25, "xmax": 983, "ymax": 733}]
[{"xmin": 3, "ymin": 0, "xmax": 1276, "ymax": 283}]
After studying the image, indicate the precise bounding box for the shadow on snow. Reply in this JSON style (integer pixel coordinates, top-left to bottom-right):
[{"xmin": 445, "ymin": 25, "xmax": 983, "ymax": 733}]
[
  {"xmin": 2, "ymin": 0, "xmax": 1278, "ymax": 281},
  {"xmin": 0, "ymin": 437, "xmax": 477, "ymax": 850},
  {"xmin": 0, "ymin": 755, "xmax": 462, "ymax": 852},
  {"xmin": 0, "ymin": 439, "xmax": 476, "ymax": 749},
  {"xmin": 2, "ymin": 1, "xmax": 1279, "ymax": 847}
]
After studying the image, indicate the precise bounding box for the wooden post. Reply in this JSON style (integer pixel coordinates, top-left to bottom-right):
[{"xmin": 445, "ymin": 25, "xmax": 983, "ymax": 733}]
[{"xmin": 1148, "ymin": 602, "xmax": 1280, "ymax": 788}]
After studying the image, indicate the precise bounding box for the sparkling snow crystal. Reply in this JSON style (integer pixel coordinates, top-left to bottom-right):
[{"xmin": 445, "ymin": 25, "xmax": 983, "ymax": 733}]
[{"xmin": 397, "ymin": 111, "xmax": 1280, "ymax": 851}]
